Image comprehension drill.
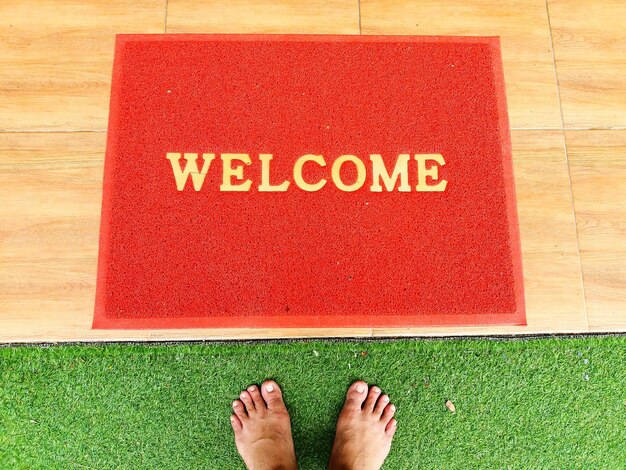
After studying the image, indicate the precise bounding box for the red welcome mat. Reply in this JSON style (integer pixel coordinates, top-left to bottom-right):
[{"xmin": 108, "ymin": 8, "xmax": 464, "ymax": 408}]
[{"xmin": 93, "ymin": 34, "xmax": 525, "ymax": 329}]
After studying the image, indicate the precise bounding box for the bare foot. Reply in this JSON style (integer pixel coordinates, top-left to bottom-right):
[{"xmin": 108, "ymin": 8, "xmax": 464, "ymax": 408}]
[
  {"xmin": 329, "ymin": 381, "xmax": 397, "ymax": 470},
  {"xmin": 230, "ymin": 380, "xmax": 297, "ymax": 470}
]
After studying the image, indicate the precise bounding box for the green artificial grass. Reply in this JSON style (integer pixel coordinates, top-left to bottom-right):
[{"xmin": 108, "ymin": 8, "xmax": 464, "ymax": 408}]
[{"xmin": 0, "ymin": 336, "xmax": 624, "ymax": 469}]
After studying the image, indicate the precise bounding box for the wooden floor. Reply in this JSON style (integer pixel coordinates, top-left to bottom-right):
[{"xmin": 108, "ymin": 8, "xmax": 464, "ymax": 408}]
[{"xmin": 1, "ymin": 0, "xmax": 624, "ymax": 342}]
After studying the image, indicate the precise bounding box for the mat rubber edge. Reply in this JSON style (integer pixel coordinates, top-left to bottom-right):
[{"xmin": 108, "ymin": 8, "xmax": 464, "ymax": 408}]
[
  {"xmin": 490, "ymin": 36, "xmax": 526, "ymax": 327},
  {"xmin": 93, "ymin": 35, "xmax": 125, "ymax": 330}
]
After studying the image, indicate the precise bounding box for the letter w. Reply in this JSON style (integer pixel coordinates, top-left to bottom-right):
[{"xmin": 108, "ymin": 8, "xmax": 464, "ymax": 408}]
[{"xmin": 166, "ymin": 153, "xmax": 215, "ymax": 191}]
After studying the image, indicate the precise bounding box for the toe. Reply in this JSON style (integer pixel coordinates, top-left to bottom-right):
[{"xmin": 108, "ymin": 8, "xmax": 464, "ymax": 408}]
[
  {"xmin": 385, "ymin": 418, "xmax": 397, "ymax": 437},
  {"xmin": 343, "ymin": 380, "xmax": 369, "ymax": 411},
  {"xmin": 247, "ymin": 384, "xmax": 266, "ymax": 411},
  {"xmin": 381, "ymin": 402, "xmax": 396, "ymax": 424},
  {"xmin": 230, "ymin": 414, "xmax": 243, "ymax": 433},
  {"xmin": 261, "ymin": 380, "xmax": 286, "ymax": 411},
  {"xmin": 363, "ymin": 385, "xmax": 381, "ymax": 412},
  {"xmin": 232, "ymin": 399, "xmax": 247, "ymax": 421},
  {"xmin": 239, "ymin": 390, "xmax": 256, "ymax": 414},
  {"xmin": 374, "ymin": 394, "xmax": 390, "ymax": 416}
]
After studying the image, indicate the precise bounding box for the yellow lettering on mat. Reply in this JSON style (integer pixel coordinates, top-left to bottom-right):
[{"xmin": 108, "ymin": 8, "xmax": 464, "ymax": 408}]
[{"xmin": 166, "ymin": 153, "xmax": 447, "ymax": 193}]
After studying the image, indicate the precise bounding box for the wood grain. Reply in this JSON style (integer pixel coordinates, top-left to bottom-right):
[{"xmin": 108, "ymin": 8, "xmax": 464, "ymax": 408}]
[
  {"xmin": 166, "ymin": 0, "xmax": 359, "ymax": 34},
  {"xmin": 0, "ymin": 131, "xmax": 587, "ymax": 342},
  {"xmin": 4, "ymin": 0, "xmax": 626, "ymax": 340},
  {"xmin": 359, "ymin": 0, "xmax": 562, "ymax": 130},
  {"xmin": 567, "ymin": 130, "xmax": 626, "ymax": 331},
  {"xmin": 549, "ymin": 0, "xmax": 626, "ymax": 128},
  {"xmin": 0, "ymin": 0, "xmax": 165, "ymax": 132}
]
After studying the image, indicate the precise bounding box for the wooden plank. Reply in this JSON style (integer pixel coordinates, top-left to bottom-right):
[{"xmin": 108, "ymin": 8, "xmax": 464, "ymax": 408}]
[
  {"xmin": 0, "ymin": 131, "xmax": 588, "ymax": 342},
  {"xmin": 374, "ymin": 130, "xmax": 587, "ymax": 336},
  {"xmin": 166, "ymin": 0, "xmax": 359, "ymax": 34},
  {"xmin": 567, "ymin": 130, "xmax": 626, "ymax": 331},
  {"xmin": 359, "ymin": 0, "xmax": 562, "ymax": 130},
  {"xmin": 549, "ymin": 0, "xmax": 626, "ymax": 128},
  {"xmin": 0, "ymin": 0, "xmax": 165, "ymax": 132}
]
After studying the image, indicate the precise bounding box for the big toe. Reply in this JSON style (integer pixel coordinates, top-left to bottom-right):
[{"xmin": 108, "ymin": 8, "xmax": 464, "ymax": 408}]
[
  {"xmin": 261, "ymin": 380, "xmax": 286, "ymax": 411},
  {"xmin": 343, "ymin": 380, "xmax": 368, "ymax": 411}
]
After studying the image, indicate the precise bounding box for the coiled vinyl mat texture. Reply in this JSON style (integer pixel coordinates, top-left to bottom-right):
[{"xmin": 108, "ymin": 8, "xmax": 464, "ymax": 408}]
[{"xmin": 93, "ymin": 34, "xmax": 525, "ymax": 329}]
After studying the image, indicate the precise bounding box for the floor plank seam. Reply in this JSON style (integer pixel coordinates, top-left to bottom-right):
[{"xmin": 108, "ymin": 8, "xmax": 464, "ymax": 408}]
[
  {"xmin": 357, "ymin": 0, "xmax": 361, "ymax": 34},
  {"xmin": 545, "ymin": 0, "xmax": 589, "ymax": 331},
  {"xmin": 564, "ymin": 127, "xmax": 626, "ymax": 131}
]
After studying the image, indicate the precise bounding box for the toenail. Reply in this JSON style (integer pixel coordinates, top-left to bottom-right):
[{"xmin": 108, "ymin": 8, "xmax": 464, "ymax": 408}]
[
  {"xmin": 233, "ymin": 401, "xmax": 239, "ymax": 408},
  {"xmin": 390, "ymin": 405, "xmax": 396, "ymax": 411},
  {"xmin": 265, "ymin": 383, "xmax": 275, "ymax": 392},
  {"xmin": 240, "ymin": 393, "xmax": 246, "ymax": 399},
  {"xmin": 383, "ymin": 395, "xmax": 389, "ymax": 402},
  {"xmin": 248, "ymin": 385, "xmax": 255, "ymax": 391},
  {"xmin": 356, "ymin": 384, "xmax": 365, "ymax": 393},
  {"xmin": 373, "ymin": 387, "xmax": 380, "ymax": 393}
]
